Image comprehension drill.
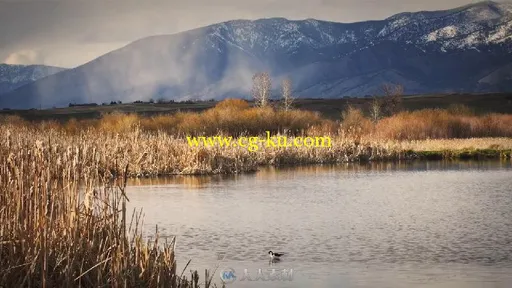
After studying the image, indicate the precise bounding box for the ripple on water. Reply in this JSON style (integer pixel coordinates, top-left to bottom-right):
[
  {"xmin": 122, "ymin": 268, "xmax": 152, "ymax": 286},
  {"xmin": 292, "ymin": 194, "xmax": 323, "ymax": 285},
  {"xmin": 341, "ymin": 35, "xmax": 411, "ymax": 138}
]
[{"xmin": 127, "ymin": 161, "xmax": 512, "ymax": 287}]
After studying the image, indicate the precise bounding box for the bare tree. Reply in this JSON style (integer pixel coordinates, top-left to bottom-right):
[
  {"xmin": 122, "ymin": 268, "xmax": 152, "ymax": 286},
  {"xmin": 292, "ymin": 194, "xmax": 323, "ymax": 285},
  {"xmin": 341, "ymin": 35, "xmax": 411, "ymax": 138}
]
[
  {"xmin": 281, "ymin": 77, "xmax": 294, "ymax": 111},
  {"xmin": 251, "ymin": 72, "xmax": 272, "ymax": 107},
  {"xmin": 368, "ymin": 96, "xmax": 382, "ymax": 123},
  {"xmin": 380, "ymin": 83, "xmax": 404, "ymax": 116}
]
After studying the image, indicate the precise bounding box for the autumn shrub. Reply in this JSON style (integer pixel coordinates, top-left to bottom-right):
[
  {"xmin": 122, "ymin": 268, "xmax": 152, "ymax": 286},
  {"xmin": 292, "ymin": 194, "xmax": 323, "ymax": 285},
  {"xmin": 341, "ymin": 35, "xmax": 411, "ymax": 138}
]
[
  {"xmin": 97, "ymin": 112, "xmax": 140, "ymax": 133},
  {"xmin": 469, "ymin": 113, "xmax": 512, "ymax": 137},
  {"xmin": 128, "ymin": 99, "xmax": 326, "ymax": 136},
  {"xmin": 447, "ymin": 103, "xmax": 474, "ymax": 116},
  {"xmin": 8, "ymin": 98, "xmax": 512, "ymax": 141},
  {"xmin": 213, "ymin": 98, "xmax": 250, "ymax": 110},
  {"xmin": 340, "ymin": 106, "xmax": 374, "ymax": 137},
  {"xmin": 375, "ymin": 109, "xmax": 512, "ymax": 140}
]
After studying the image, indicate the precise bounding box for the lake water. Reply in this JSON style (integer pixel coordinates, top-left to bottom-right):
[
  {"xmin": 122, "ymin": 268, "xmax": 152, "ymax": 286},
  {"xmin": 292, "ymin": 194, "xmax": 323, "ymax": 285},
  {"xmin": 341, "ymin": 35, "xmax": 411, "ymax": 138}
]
[{"xmin": 127, "ymin": 160, "xmax": 512, "ymax": 288}]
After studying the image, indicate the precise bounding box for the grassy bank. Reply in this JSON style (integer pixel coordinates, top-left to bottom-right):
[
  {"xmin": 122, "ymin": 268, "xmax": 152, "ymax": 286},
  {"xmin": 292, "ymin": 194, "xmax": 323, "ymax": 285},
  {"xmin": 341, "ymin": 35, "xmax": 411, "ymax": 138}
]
[
  {"xmin": 1, "ymin": 123, "xmax": 510, "ymax": 178},
  {"xmin": 400, "ymin": 138, "xmax": 512, "ymax": 160}
]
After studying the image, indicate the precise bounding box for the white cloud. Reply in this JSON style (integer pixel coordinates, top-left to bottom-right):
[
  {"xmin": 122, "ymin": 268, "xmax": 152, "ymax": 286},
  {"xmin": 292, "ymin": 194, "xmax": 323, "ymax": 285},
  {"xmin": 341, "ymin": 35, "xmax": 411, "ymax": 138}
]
[
  {"xmin": 4, "ymin": 42, "xmax": 129, "ymax": 68},
  {"xmin": 4, "ymin": 49, "xmax": 42, "ymax": 65}
]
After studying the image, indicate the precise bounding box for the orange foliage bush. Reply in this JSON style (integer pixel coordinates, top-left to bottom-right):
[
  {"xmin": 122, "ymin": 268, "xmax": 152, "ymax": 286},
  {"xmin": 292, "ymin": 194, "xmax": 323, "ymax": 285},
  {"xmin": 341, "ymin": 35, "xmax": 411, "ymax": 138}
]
[
  {"xmin": 5, "ymin": 99, "xmax": 511, "ymax": 140},
  {"xmin": 375, "ymin": 109, "xmax": 512, "ymax": 140}
]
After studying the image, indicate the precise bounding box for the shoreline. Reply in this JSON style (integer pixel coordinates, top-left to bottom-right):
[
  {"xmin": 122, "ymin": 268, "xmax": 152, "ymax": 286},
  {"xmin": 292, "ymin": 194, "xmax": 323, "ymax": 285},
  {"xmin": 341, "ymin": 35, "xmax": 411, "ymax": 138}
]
[
  {"xmin": 2, "ymin": 124, "xmax": 511, "ymax": 177},
  {"xmin": 125, "ymin": 148, "xmax": 512, "ymax": 177},
  {"xmin": 412, "ymin": 148, "xmax": 512, "ymax": 160}
]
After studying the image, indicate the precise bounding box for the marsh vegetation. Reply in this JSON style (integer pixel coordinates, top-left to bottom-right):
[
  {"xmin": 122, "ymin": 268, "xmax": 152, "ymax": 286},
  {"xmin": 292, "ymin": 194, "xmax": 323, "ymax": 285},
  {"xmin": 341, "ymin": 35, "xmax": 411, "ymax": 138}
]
[
  {"xmin": 1, "ymin": 98, "xmax": 511, "ymax": 177},
  {"xmin": 0, "ymin": 126, "xmax": 223, "ymax": 287},
  {"xmin": 1, "ymin": 93, "xmax": 511, "ymax": 286}
]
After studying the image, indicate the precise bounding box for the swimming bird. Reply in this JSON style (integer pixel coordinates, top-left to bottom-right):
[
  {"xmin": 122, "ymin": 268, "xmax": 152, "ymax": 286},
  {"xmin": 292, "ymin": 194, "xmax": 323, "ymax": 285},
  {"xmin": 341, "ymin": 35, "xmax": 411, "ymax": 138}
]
[{"xmin": 268, "ymin": 251, "xmax": 285, "ymax": 262}]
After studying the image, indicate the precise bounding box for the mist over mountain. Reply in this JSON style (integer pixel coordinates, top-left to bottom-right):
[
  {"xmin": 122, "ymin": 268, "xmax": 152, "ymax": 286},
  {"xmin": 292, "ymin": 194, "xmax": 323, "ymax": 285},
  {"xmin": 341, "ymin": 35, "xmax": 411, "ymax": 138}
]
[
  {"xmin": 1, "ymin": 1, "xmax": 512, "ymax": 109},
  {"xmin": 0, "ymin": 64, "xmax": 66, "ymax": 97}
]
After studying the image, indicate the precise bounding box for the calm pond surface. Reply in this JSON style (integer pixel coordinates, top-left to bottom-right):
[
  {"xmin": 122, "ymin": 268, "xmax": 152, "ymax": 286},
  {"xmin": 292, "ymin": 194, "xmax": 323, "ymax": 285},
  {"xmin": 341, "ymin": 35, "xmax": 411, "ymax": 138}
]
[{"xmin": 127, "ymin": 160, "xmax": 512, "ymax": 288}]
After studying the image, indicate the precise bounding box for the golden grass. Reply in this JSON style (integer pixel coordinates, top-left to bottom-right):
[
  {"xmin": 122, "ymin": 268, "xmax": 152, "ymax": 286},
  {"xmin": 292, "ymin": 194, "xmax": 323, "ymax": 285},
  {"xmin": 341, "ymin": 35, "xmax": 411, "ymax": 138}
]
[
  {"xmin": 0, "ymin": 125, "xmax": 222, "ymax": 287},
  {"xmin": 400, "ymin": 138, "xmax": 512, "ymax": 151},
  {"xmin": 1, "ymin": 122, "xmax": 510, "ymax": 179}
]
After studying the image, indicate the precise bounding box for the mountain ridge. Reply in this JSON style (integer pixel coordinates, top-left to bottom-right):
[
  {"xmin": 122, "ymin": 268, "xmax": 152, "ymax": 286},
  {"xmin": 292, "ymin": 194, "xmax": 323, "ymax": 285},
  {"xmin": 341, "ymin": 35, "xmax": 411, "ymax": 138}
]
[
  {"xmin": 0, "ymin": 64, "xmax": 67, "ymax": 97},
  {"xmin": 1, "ymin": 0, "xmax": 512, "ymax": 109}
]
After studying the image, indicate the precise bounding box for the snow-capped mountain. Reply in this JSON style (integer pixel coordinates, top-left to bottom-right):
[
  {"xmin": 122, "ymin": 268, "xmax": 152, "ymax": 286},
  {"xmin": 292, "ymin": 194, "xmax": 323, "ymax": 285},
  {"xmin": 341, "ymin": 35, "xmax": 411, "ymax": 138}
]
[
  {"xmin": 203, "ymin": 1, "xmax": 512, "ymax": 54},
  {"xmin": 0, "ymin": 64, "xmax": 66, "ymax": 96},
  {"xmin": 382, "ymin": 1, "xmax": 512, "ymax": 49},
  {"xmin": 1, "ymin": 1, "xmax": 512, "ymax": 109}
]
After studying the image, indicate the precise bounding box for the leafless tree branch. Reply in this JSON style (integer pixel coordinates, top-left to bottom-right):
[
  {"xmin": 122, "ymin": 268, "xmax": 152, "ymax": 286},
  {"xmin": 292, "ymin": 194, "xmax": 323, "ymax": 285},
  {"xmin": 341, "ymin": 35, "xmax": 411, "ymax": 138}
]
[{"xmin": 251, "ymin": 72, "xmax": 271, "ymax": 107}]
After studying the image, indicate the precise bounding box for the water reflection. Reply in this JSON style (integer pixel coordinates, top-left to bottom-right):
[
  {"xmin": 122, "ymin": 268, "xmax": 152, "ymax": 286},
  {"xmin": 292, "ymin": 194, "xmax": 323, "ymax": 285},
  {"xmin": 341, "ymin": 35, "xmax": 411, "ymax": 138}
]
[
  {"xmin": 262, "ymin": 159, "xmax": 512, "ymax": 175},
  {"xmin": 128, "ymin": 174, "xmax": 239, "ymax": 189},
  {"xmin": 128, "ymin": 159, "xmax": 512, "ymax": 188}
]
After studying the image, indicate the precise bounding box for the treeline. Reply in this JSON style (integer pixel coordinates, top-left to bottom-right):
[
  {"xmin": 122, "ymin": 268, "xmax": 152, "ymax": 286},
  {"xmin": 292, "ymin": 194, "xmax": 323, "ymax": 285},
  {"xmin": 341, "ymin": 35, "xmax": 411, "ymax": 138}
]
[{"xmin": 68, "ymin": 98, "xmax": 217, "ymax": 107}]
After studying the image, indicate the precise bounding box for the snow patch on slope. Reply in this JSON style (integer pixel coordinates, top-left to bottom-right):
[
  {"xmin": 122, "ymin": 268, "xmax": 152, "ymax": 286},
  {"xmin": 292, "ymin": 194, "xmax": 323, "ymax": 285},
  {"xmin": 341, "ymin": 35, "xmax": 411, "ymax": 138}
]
[
  {"xmin": 488, "ymin": 20, "xmax": 512, "ymax": 42},
  {"xmin": 426, "ymin": 26, "xmax": 458, "ymax": 42}
]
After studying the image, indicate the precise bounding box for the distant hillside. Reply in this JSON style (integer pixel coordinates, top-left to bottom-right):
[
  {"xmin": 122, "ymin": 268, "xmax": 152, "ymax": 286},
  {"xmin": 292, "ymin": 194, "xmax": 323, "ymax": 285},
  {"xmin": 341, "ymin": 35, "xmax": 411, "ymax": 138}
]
[
  {"xmin": 0, "ymin": 64, "xmax": 66, "ymax": 96},
  {"xmin": 1, "ymin": 1, "xmax": 512, "ymax": 109}
]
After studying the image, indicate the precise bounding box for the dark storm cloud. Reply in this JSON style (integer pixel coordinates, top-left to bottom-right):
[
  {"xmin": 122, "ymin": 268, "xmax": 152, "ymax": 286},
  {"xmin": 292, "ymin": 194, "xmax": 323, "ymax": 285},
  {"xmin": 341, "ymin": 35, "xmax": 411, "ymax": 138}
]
[{"xmin": 0, "ymin": 0, "xmax": 505, "ymax": 67}]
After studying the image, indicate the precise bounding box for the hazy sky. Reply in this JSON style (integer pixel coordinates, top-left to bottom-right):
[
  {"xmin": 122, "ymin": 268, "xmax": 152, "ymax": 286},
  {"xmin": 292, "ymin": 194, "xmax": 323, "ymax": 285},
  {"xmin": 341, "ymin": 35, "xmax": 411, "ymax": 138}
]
[{"xmin": 0, "ymin": 0, "xmax": 503, "ymax": 68}]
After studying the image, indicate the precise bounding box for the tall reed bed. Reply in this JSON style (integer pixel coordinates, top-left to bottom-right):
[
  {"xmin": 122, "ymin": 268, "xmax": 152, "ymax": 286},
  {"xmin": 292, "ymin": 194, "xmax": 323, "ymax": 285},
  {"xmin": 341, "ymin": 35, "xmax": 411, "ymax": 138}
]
[
  {"xmin": 0, "ymin": 126, "xmax": 221, "ymax": 287},
  {"xmin": 1, "ymin": 123, "xmax": 510, "ymax": 179}
]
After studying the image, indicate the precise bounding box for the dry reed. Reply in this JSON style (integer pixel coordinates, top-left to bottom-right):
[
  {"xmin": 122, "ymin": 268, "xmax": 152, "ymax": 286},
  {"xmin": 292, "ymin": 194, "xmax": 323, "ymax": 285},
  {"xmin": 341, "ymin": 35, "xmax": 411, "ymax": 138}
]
[
  {"xmin": 1, "ymin": 122, "xmax": 510, "ymax": 179},
  {"xmin": 0, "ymin": 125, "xmax": 222, "ymax": 287}
]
